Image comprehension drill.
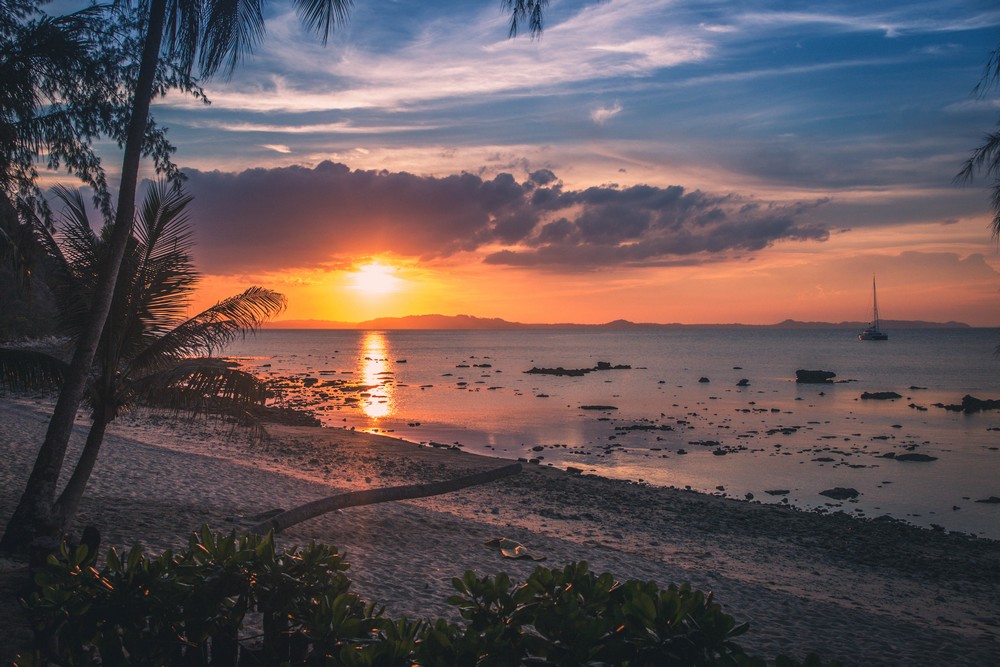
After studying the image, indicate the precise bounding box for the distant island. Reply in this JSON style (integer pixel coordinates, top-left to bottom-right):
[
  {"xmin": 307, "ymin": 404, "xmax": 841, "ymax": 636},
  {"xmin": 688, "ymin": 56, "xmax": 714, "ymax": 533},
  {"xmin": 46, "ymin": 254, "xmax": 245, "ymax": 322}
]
[{"xmin": 266, "ymin": 314, "xmax": 974, "ymax": 330}]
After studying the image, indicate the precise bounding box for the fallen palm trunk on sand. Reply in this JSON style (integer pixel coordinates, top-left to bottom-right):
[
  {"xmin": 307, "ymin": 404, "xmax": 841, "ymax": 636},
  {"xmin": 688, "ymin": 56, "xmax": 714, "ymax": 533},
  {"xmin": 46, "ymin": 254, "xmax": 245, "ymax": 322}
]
[{"xmin": 250, "ymin": 462, "xmax": 523, "ymax": 534}]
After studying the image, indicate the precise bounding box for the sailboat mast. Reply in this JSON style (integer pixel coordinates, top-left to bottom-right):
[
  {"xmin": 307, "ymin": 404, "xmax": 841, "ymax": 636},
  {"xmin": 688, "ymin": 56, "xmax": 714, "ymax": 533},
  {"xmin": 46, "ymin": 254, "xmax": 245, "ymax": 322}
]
[
  {"xmin": 872, "ymin": 275, "xmax": 879, "ymax": 328},
  {"xmin": 859, "ymin": 275, "xmax": 888, "ymax": 340}
]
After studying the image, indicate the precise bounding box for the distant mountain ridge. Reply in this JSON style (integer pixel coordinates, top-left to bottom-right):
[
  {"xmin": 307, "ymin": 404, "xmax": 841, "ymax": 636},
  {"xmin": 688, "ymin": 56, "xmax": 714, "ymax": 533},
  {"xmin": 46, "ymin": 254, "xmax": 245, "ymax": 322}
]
[{"xmin": 266, "ymin": 314, "xmax": 974, "ymax": 330}]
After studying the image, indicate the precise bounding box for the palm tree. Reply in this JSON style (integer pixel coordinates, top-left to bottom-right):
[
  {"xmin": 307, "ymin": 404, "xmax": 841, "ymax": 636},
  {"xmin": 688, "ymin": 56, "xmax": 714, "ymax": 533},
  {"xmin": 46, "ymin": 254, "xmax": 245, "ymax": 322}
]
[
  {"xmin": 2, "ymin": 0, "xmax": 546, "ymax": 553},
  {"xmin": 0, "ymin": 181, "xmax": 285, "ymax": 531}
]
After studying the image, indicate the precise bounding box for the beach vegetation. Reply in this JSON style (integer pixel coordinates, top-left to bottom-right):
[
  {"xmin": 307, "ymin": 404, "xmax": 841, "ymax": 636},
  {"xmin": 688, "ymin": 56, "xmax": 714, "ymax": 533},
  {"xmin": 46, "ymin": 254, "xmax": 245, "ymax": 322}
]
[
  {"xmin": 956, "ymin": 40, "xmax": 1000, "ymax": 357},
  {"xmin": 16, "ymin": 526, "xmax": 842, "ymax": 666},
  {"xmin": 0, "ymin": 1, "xmax": 179, "ymax": 217},
  {"xmin": 0, "ymin": 1, "xmax": 175, "ymax": 341},
  {"xmin": 0, "ymin": 198, "xmax": 57, "ymax": 340},
  {"xmin": 957, "ymin": 42, "xmax": 1000, "ymax": 237},
  {"xmin": 0, "ymin": 182, "xmax": 285, "ymax": 534}
]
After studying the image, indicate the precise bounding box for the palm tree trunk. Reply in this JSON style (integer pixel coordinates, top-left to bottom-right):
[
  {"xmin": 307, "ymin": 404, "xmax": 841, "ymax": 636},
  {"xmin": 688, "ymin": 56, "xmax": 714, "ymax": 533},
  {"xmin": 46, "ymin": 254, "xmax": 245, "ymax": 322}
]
[
  {"xmin": 0, "ymin": 0, "xmax": 169, "ymax": 554},
  {"xmin": 52, "ymin": 415, "xmax": 109, "ymax": 526},
  {"xmin": 251, "ymin": 463, "xmax": 522, "ymax": 534}
]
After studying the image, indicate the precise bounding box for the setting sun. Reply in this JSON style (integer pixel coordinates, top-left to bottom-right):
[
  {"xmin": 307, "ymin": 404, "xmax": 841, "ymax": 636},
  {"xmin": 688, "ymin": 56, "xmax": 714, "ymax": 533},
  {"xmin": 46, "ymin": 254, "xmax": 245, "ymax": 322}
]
[{"xmin": 349, "ymin": 262, "xmax": 403, "ymax": 296}]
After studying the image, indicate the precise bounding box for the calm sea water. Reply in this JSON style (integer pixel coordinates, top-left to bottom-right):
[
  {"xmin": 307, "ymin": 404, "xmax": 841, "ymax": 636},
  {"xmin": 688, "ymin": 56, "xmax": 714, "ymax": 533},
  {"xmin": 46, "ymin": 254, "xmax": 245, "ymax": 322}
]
[{"xmin": 222, "ymin": 328, "xmax": 1000, "ymax": 537}]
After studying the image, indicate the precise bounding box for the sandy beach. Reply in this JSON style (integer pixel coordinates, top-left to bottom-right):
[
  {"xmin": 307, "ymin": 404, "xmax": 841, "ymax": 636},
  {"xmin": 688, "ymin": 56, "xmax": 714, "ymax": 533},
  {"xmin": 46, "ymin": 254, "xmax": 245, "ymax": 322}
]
[{"xmin": 1, "ymin": 395, "xmax": 999, "ymax": 665}]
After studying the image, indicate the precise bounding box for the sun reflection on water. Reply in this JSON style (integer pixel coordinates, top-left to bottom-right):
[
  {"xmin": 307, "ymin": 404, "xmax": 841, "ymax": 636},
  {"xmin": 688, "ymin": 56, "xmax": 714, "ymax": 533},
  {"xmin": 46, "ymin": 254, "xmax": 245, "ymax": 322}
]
[{"xmin": 358, "ymin": 331, "xmax": 394, "ymax": 419}]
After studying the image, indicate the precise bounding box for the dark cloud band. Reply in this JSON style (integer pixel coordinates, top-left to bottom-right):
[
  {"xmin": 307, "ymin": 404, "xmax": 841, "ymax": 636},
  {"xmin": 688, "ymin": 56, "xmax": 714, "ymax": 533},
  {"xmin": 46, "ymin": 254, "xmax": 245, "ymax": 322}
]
[{"xmin": 181, "ymin": 161, "xmax": 830, "ymax": 274}]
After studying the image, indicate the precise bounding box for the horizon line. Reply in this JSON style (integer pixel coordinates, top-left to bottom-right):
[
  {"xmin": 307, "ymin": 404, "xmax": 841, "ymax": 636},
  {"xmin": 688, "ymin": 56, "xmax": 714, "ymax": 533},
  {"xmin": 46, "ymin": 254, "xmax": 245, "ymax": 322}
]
[{"xmin": 262, "ymin": 314, "xmax": 982, "ymax": 329}]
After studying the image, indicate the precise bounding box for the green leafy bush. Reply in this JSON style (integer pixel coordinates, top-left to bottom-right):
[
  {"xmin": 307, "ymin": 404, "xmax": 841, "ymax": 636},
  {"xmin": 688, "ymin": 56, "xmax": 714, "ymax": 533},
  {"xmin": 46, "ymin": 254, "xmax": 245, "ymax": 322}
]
[
  {"xmin": 433, "ymin": 562, "xmax": 760, "ymax": 667},
  {"xmin": 19, "ymin": 527, "xmax": 377, "ymax": 664},
  {"xmin": 17, "ymin": 527, "xmax": 841, "ymax": 666}
]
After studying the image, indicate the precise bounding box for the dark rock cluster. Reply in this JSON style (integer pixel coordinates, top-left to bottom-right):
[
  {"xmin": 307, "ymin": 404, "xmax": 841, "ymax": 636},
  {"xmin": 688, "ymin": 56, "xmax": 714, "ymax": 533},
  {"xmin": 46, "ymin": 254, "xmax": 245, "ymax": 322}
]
[{"xmin": 795, "ymin": 369, "xmax": 836, "ymax": 383}]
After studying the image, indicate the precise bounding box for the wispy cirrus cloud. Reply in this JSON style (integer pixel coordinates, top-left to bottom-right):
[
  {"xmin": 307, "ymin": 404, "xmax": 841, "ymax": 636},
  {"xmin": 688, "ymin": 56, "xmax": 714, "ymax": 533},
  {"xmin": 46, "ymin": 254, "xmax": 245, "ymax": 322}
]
[
  {"xmin": 731, "ymin": 6, "xmax": 1000, "ymax": 37},
  {"xmin": 184, "ymin": 0, "xmax": 713, "ymax": 115},
  {"xmin": 195, "ymin": 117, "xmax": 438, "ymax": 134}
]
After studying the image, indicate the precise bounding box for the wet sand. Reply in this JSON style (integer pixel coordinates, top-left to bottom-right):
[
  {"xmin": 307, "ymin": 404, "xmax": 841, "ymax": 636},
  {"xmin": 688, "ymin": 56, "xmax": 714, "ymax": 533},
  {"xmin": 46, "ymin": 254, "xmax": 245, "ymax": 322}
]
[{"xmin": 1, "ymin": 396, "xmax": 999, "ymax": 665}]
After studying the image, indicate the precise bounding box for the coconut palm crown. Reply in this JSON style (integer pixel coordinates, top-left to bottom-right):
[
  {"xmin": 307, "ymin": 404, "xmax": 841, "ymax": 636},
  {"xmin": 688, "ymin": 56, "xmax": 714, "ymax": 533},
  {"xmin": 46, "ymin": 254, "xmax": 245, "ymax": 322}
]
[{"xmin": 0, "ymin": 181, "xmax": 285, "ymax": 522}]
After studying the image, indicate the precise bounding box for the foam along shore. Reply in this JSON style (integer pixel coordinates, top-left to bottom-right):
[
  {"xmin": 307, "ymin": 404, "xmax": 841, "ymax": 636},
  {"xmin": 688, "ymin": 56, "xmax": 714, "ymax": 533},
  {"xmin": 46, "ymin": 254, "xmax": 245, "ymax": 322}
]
[{"xmin": 1, "ymin": 397, "xmax": 999, "ymax": 665}]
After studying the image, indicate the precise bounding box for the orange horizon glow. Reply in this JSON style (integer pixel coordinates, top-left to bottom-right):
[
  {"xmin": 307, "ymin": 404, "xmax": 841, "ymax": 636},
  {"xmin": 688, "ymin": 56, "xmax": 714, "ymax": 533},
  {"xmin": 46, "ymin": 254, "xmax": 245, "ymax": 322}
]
[{"xmin": 179, "ymin": 211, "xmax": 1000, "ymax": 328}]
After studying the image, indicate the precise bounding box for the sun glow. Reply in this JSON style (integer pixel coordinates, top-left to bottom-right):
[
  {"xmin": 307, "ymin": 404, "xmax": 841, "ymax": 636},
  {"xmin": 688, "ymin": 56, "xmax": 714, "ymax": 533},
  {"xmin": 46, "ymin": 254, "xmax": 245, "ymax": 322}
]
[{"xmin": 349, "ymin": 261, "xmax": 403, "ymax": 296}]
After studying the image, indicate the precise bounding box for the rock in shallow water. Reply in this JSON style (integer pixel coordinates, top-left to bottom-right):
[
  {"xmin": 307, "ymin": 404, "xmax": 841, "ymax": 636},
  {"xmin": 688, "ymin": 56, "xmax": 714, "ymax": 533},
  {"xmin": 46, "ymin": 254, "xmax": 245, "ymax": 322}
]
[
  {"xmin": 819, "ymin": 487, "xmax": 860, "ymax": 500},
  {"xmin": 795, "ymin": 369, "xmax": 836, "ymax": 383},
  {"xmin": 861, "ymin": 391, "xmax": 903, "ymax": 400},
  {"xmin": 894, "ymin": 453, "xmax": 938, "ymax": 462}
]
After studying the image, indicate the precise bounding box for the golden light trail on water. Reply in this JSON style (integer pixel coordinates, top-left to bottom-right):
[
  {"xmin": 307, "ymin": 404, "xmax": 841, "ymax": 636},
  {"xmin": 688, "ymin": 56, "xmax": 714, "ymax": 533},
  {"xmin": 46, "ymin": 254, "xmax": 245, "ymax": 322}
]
[{"xmin": 358, "ymin": 330, "xmax": 394, "ymax": 419}]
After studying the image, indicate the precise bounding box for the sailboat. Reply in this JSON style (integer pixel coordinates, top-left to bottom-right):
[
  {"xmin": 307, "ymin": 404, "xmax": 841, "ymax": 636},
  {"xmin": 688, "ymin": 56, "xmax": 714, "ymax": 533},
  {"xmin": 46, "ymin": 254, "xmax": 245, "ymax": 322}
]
[{"xmin": 858, "ymin": 275, "xmax": 888, "ymax": 341}]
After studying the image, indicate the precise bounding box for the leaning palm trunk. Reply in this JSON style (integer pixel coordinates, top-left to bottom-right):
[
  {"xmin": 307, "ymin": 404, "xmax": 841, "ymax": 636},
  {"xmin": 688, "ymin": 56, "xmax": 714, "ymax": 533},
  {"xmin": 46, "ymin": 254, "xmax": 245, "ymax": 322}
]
[
  {"xmin": 0, "ymin": 0, "xmax": 169, "ymax": 553},
  {"xmin": 52, "ymin": 415, "xmax": 109, "ymax": 525},
  {"xmin": 251, "ymin": 463, "xmax": 523, "ymax": 534}
]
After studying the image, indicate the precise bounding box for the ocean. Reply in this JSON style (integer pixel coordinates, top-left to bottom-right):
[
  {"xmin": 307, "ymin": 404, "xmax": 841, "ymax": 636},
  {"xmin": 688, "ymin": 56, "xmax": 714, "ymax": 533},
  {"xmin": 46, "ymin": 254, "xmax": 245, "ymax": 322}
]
[{"xmin": 221, "ymin": 328, "xmax": 1000, "ymax": 537}]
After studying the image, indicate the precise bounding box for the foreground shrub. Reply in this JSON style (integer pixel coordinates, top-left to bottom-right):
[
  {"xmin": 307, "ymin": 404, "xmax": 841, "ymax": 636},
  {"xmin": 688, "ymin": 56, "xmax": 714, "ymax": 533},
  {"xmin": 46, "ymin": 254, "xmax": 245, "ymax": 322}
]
[
  {"xmin": 17, "ymin": 527, "xmax": 840, "ymax": 666},
  {"xmin": 435, "ymin": 562, "xmax": 755, "ymax": 666}
]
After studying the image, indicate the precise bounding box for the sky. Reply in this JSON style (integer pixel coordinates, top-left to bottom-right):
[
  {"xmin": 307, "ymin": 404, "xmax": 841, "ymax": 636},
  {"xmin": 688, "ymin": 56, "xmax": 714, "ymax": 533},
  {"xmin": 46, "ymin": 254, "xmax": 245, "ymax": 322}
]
[{"xmin": 104, "ymin": 1, "xmax": 1000, "ymax": 324}]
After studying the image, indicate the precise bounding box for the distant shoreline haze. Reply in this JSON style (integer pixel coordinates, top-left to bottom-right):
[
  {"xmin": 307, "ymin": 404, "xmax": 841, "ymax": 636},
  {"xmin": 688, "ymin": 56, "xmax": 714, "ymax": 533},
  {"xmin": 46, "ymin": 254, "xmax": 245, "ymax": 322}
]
[{"xmin": 264, "ymin": 314, "xmax": 975, "ymax": 330}]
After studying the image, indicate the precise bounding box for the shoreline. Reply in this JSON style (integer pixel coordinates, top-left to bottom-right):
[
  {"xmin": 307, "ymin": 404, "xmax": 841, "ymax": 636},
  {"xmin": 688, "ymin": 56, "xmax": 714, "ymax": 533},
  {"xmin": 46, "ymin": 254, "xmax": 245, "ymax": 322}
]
[
  {"xmin": 220, "ymin": 326, "xmax": 1000, "ymax": 540},
  {"xmin": 2, "ymin": 396, "xmax": 1000, "ymax": 664},
  {"xmin": 272, "ymin": 414, "xmax": 1000, "ymax": 541}
]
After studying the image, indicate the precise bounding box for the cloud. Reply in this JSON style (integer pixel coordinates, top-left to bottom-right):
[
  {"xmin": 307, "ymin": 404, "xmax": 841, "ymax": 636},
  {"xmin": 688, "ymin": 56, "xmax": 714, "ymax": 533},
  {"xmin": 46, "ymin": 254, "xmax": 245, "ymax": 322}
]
[
  {"xmin": 201, "ymin": 119, "xmax": 438, "ymax": 135},
  {"xmin": 733, "ymin": 7, "xmax": 1000, "ymax": 38},
  {"xmin": 591, "ymin": 103, "xmax": 623, "ymax": 125},
  {"xmin": 261, "ymin": 144, "xmax": 292, "ymax": 154},
  {"xmin": 180, "ymin": 0, "xmax": 713, "ymax": 116},
  {"xmin": 181, "ymin": 162, "xmax": 831, "ymax": 275},
  {"xmin": 945, "ymin": 97, "xmax": 1000, "ymax": 113}
]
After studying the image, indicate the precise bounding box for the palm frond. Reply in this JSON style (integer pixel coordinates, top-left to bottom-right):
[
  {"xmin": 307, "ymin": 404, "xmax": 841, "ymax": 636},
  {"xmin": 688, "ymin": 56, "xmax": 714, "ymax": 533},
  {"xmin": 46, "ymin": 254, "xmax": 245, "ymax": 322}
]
[
  {"xmin": 131, "ymin": 181, "xmax": 199, "ymax": 331},
  {"xmin": 294, "ymin": 0, "xmax": 353, "ymax": 46},
  {"xmin": 164, "ymin": 0, "xmax": 203, "ymax": 76},
  {"xmin": 500, "ymin": 0, "xmax": 547, "ymax": 38},
  {"xmin": 136, "ymin": 181, "xmax": 196, "ymax": 260},
  {"xmin": 199, "ymin": 0, "xmax": 266, "ymax": 78},
  {"xmin": 138, "ymin": 360, "xmax": 268, "ymax": 408},
  {"xmin": 50, "ymin": 185, "xmax": 102, "ymax": 277},
  {"xmin": 131, "ymin": 360, "xmax": 270, "ymax": 438},
  {"xmin": 195, "ymin": 286, "xmax": 287, "ymax": 333},
  {"xmin": 0, "ymin": 347, "xmax": 68, "ymax": 391},
  {"xmin": 131, "ymin": 286, "xmax": 285, "ymax": 372},
  {"xmin": 44, "ymin": 186, "xmax": 107, "ymax": 339}
]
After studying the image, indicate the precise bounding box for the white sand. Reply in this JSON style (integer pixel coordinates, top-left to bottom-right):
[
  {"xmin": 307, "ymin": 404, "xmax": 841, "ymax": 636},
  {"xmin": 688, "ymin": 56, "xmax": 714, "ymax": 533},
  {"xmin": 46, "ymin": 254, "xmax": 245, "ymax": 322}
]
[{"xmin": 1, "ymin": 396, "xmax": 999, "ymax": 665}]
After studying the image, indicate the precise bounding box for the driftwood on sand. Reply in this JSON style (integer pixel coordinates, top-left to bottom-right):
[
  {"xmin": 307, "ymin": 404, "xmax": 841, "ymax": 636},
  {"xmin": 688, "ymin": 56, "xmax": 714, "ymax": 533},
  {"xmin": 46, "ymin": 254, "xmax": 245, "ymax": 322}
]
[{"xmin": 250, "ymin": 462, "xmax": 522, "ymax": 534}]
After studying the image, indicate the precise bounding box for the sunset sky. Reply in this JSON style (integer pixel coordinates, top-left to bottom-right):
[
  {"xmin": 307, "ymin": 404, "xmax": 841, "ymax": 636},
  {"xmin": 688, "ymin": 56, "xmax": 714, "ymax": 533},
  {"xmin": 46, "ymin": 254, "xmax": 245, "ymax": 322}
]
[{"xmin": 123, "ymin": 0, "xmax": 1000, "ymax": 325}]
